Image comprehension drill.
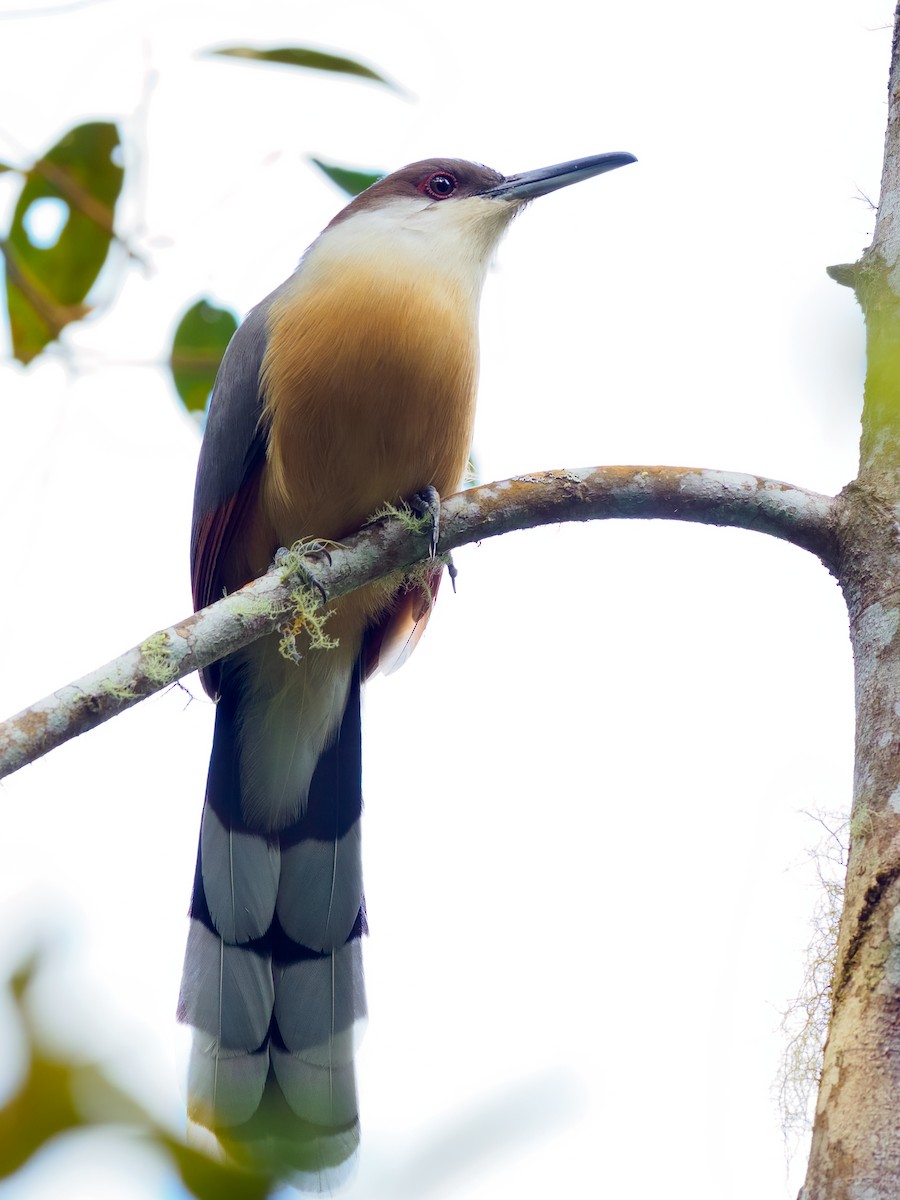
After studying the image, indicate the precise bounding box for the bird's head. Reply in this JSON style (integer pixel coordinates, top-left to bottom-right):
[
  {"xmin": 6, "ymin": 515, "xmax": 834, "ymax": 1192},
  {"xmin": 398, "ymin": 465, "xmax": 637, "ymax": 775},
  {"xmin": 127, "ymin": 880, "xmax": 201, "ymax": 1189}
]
[{"xmin": 301, "ymin": 153, "xmax": 636, "ymax": 305}]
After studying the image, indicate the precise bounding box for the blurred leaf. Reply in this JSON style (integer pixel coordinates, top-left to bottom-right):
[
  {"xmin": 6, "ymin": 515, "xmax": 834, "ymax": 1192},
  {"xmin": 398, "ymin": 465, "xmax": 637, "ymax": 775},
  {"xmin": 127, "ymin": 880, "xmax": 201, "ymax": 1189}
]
[
  {"xmin": 211, "ymin": 45, "xmax": 396, "ymax": 90},
  {"xmin": 5, "ymin": 121, "xmax": 124, "ymax": 364},
  {"xmin": 9, "ymin": 952, "xmax": 40, "ymax": 1002},
  {"xmin": 161, "ymin": 1135, "xmax": 272, "ymax": 1200},
  {"xmin": 0, "ymin": 162, "xmax": 14, "ymax": 174},
  {"xmin": 310, "ymin": 157, "xmax": 382, "ymax": 198},
  {"xmin": 0, "ymin": 1051, "xmax": 84, "ymax": 1177},
  {"xmin": 0, "ymin": 949, "xmax": 275, "ymax": 1197},
  {"xmin": 170, "ymin": 298, "xmax": 239, "ymax": 414},
  {"xmin": 0, "ymin": 1051, "xmax": 272, "ymax": 1198}
]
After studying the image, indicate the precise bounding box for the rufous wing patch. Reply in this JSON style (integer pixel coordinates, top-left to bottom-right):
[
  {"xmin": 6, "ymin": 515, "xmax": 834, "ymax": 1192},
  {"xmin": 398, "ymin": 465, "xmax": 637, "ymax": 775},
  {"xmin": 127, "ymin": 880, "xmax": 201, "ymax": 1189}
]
[
  {"xmin": 191, "ymin": 467, "xmax": 268, "ymax": 697},
  {"xmin": 363, "ymin": 566, "xmax": 444, "ymax": 678}
]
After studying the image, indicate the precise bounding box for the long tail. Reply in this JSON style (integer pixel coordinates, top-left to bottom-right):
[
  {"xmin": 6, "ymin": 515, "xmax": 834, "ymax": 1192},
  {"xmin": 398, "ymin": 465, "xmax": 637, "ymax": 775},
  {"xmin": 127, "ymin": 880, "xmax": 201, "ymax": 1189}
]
[{"xmin": 178, "ymin": 653, "xmax": 366, "ymax": 1186}]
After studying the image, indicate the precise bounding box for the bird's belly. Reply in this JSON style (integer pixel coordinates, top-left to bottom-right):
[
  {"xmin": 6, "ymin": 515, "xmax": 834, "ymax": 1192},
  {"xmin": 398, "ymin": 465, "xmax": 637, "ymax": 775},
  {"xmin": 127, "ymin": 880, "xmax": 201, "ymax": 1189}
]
[
  {"xmin": 261, "ymin": 274, "xmax": 478, "ymax": 545},
  {"xmin": 256, "ymin": 271, "xmax": 478, "ymax": 639}
]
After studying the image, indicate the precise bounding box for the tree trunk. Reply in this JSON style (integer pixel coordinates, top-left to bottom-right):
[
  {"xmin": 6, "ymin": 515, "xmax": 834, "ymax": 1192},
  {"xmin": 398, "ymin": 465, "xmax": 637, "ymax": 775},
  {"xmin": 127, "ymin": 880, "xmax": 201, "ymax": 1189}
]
[{"xmin": 800, "ymin": 4, "xmax": 900, "ymax": 1194}]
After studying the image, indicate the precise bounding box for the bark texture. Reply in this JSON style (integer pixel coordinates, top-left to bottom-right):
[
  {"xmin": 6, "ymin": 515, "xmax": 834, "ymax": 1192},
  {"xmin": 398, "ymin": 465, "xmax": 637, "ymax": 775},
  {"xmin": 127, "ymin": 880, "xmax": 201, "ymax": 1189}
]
[{"xmin": 800, "ymin": 5, "xmax": 900, "ymax": 1194}]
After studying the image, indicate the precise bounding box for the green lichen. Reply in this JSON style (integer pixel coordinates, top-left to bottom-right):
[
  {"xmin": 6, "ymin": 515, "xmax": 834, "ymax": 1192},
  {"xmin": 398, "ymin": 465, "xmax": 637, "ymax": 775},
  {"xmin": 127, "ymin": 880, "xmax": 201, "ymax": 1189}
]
[
  {"xmin": 276, "ymin": 537, "xmax": 342, "ymax": 583},
  {"xmin": 850, "ymin": 799, "xmax": 874, "ymax": 844},
  {"xmin": 140, "ymin": 631, "xmax": 177, "ymax": 686},
  {"xmin": 404, "ymin": 553, "xmax": 450, "ymax": 591},
  {"xmin": 99, "ymin": 678, "xmax": 138, "ymax": 703},
  {"xmin": 366, "ymin": 499, "xmax": 432, "ymax": 534},
  {"xmin": 272, "ymin": 538, "xmax": 342, "ymax": 663},
  {"xmin": 234, "ymin": 592, "xmax": 282, "ymax": 619},
  {"xmin": 279, "ymin": 586, "xmax": 338, "ymax": 663},
  {"xmin": 272, "ymin": 528, "xmax": 445, "ymax": 666}
]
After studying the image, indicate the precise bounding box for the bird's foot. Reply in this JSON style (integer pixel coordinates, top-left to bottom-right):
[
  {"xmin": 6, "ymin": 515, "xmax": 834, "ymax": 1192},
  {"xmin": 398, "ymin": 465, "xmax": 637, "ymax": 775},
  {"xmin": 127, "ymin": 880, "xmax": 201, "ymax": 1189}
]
[
  {"xmin": 273, "ymin": 540, "xmax": 335, "ymax": 607},
  {"xmin": 409, "ymin": 485, "xmax": 441, "ymax": 559},
  {"xmin": 274, "ymin": 541, "xmax": 340, "ymax": 663}
]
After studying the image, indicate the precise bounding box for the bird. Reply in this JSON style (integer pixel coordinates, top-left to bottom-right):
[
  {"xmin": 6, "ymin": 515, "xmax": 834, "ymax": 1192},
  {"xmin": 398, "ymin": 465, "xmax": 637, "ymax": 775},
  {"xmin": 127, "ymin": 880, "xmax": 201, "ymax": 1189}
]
[{"xmin": 177, "ymin": 150, "xmax": 636, "ymax": 1186}]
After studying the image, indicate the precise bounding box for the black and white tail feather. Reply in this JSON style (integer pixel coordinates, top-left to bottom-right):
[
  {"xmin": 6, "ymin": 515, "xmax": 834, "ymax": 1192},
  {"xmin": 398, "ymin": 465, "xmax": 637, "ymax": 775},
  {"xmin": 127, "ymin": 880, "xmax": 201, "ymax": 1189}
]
[{"xmin": 178, "ymin": 656, "xmax": 366, "ymax": 1189}]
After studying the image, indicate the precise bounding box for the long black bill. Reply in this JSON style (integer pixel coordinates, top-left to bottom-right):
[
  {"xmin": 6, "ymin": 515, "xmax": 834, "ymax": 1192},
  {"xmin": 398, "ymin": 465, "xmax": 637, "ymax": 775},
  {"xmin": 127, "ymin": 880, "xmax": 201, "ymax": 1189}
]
[{"xmin": 483, "ymin": 152, "xmax": 637, "ymax": 202}]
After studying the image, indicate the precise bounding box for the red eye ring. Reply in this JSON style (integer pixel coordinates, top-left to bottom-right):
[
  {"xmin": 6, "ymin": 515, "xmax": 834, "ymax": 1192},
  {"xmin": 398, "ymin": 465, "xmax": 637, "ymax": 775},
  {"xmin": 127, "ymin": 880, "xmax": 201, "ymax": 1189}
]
[{"xmin": 420, "ymin": 171, "xmax": 458, "ymax": 200}]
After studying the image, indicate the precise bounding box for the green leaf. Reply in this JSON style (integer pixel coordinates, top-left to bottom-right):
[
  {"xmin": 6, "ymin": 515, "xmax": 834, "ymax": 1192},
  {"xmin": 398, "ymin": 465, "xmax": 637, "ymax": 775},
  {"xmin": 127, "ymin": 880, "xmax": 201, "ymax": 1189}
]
[
  {"xmin": 310, "ymin": 158, "xmax": 383, "ymax": 198},
  {"xmin": 163, "ymin": 1136, "xmax": 272, "ymax": 1200},
  {"xmin": 170, "ymin": 298, "xmax": 239, "ymax": 414},
  {"xmin": 0, "ymin": 949, "xmax": 277, "ymax": 1198},
  {"xmin": 211, "ymin": 46, "xmax": 396, "ymax": 90},
  {"xmin": 5, "ymin": 123, "xmax": 123, "ymax": 362},
  {"xmin": 0, "ymin": 162, "xmax": 15, "ymax": 174},
  {"xmin": 4, "ymin": 121, "xmax": 124, "ymax": 364}
]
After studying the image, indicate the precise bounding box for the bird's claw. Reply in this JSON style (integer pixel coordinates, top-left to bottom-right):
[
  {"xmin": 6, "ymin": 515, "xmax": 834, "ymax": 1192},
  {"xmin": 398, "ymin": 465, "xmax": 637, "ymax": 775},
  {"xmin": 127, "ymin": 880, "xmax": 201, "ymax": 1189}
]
[
  {"xmin": 273, "ymin": 542, "xmax": 332, "ymax": 606},
  {"xmin": 410, "ymin": 485, "xmax": 441, "ymax": 559}
]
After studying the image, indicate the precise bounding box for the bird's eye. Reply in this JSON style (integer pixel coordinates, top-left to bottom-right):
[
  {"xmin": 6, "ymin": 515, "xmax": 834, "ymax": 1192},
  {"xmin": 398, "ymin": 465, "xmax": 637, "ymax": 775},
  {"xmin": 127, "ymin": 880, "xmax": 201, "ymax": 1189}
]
[{"xmin": 420, "ymin": 171, "xmax": 458, "ymax": 200}]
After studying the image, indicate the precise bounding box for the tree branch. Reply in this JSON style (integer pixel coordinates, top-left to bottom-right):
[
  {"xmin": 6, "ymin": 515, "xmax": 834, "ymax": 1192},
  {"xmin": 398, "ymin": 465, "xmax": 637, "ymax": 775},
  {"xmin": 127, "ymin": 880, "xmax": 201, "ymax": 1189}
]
[
  {"xmin": 0, "ymin": 465, "xmax": 836, "ymax": 781},
  {"xmin": 828, "ymin": 2, "xmax": 900, "ymax": 488}
]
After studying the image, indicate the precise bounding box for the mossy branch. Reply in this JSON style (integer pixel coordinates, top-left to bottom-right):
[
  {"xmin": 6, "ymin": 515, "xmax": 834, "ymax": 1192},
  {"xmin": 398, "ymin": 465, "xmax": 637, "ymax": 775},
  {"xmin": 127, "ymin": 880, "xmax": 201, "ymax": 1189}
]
[{"xmin": 0, "ymin": 465, "xmax": 837, "ymax": 780}]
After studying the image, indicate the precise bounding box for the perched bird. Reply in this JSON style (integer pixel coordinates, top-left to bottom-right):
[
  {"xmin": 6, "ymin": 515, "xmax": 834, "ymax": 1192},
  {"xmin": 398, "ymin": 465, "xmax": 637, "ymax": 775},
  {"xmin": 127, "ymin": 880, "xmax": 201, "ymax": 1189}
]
[{"xmin": 178, "ymin": 151, "xmax": 636, "ymax": 1184}]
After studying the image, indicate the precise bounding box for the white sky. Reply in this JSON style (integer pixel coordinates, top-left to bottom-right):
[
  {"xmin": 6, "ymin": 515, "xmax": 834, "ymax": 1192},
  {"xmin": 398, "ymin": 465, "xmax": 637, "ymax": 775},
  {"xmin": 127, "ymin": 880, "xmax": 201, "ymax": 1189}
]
[{"xmin": 0, "ymin": 0, "xmax": 891, "ymax": 1197}]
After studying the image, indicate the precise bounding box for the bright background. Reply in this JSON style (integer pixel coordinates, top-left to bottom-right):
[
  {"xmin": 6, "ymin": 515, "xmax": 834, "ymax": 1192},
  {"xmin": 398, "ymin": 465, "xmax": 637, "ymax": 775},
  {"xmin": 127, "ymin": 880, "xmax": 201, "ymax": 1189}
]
[{"xmin": 0, "ymin": 0, "xmax": 889, "ymax": 1196}]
